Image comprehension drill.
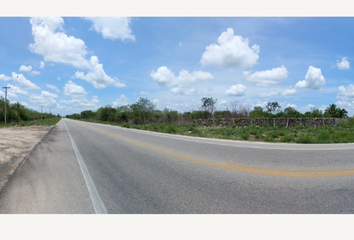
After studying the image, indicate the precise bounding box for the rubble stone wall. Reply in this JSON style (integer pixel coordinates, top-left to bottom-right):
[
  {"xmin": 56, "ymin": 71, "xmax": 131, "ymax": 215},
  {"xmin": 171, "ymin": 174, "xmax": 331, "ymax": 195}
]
[{"xmin": 193, "ymin": 118, "xmax": 344, "ymax": 127}]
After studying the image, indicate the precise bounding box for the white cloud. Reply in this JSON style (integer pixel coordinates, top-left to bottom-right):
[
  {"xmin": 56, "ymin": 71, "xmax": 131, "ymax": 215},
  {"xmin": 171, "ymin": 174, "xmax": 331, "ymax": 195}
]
[
  {"xmin": 336, "ymin": 100, "xmax": 354, "ymax": 108},
  {"xmin": 170, "ymin": 87, "xmax": 196, "ymax": 96},
  {"xmin": 0, "ymin": 74, "xmax": 11, "ymax": 81},
  {"xmin": 19, "ymin": 65, "xmax": 33, "ymax": 72},
  {"xmin": 337, "ymin": 57, "xmax": 350, "ymax": 70},
  {"xmin": 30, "ymin": 70, "xmax": 40, "ymax": 76},
  {"xmin": 281, "ymin": 88, "xmax": 296, "ymax": 97},
  {"xmin": 300, "ymin": 104, "xmax": 315, "ymax": 113},
  {"xmin": 286, "ymin": 103, "xmax": 297, "ymax": 109},
  {"xmin": 244, "ymin": 65, "xmax": 289, "ymax": 86},
  {"xmin": 46, "ymin": 84, "xmax": 60, "ymax": 93},
  {"xmin": 179, "ymin": 41, "xmax": 183, "ymax": 47},
  {"xmin": 151, "ymin": 66, "xmax": 213, "ymax": 95},
  {"xmin": 112, "ymin": 94, "xmax": 130, "ymax": 107},
  {"xmin": 12, "ymin": 72, "xmax": 40, "ymax": 90},
  {"xmin": 60, "ymin": 97, "xmax": 100, "ymax": 109},
  {"xmin": 74, "ymin": 56, "xmax": 126, "ymax": 89},
  {"xmin": 40, "ymin": 61, "xmax": 45, "ymax": 69},
  {"xmin": 29, "ymin": 90, "xmax": 59, "ymax": 109},
  {"xmin": 92, "ymin": 96, "xmax": 99, "ymax": 104},
  {"xmin": 29, "ymin": 17, "xmax": 91, "ymax": 69},
  {"xmin": 226, "ymin": 84, "xmax": 246, "ymax": 96},
  {"xmin": 200, "ymin": 28, "xmax": 259, "ymax": 70},
  {"xmin": 6, "ymin": 84, "xmax": 29, "ymax": 99},
  {"xmin": 41, "ymin": 90, "xmax": 58, "ymax": 98},
  {"xmin": 85, "ymin": 17, "xmax": 135, "ymax": 41},
  {"xmin": 140, "ymin": 91, "xmax": 149, "ymax": 95},
  {"xmin": 259, "ymin": 91, "xmax": 278, "ymax": 97},
  {"xmin": 337, "ymin": 84, "xmax": 354, "ymax": 100},
  {"xmin": 295, "ymin": 66, "xmax": 326, "ymax": 90},
  {"xmin": 63, "ymin": 80, "xmax": 87, "ymax": 98}
]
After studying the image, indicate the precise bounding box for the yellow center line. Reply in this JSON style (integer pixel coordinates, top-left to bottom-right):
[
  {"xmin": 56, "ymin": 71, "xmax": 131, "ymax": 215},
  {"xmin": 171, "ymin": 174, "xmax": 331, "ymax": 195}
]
[{"xmin": 81, "ymin": 123, "xmax": 354, "ymax": 178}]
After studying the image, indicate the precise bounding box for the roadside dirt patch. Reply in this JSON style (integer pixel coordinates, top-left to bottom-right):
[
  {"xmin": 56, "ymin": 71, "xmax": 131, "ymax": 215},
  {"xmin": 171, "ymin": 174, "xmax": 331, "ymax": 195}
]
[{"xmin": 0, "ymin": 125, "xmax": 53, "ymax": 193}]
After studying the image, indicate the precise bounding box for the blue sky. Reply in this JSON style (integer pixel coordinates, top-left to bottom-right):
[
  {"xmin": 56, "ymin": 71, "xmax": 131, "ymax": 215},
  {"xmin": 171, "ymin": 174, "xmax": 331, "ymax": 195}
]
[{"xmin": 1, "ymin": 17, "xmax": 354, "ymax": 116}]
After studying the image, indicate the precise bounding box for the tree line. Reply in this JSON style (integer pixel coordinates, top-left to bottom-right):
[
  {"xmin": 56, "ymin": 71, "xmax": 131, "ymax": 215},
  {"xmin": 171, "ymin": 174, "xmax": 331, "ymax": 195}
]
[
  {"xmin": 0, "ymin": 97, "xmax": 57, "ymax": 124},
  {"xmin": 66, "ymin": 97, "xmax": 350, "ymax": 125}
]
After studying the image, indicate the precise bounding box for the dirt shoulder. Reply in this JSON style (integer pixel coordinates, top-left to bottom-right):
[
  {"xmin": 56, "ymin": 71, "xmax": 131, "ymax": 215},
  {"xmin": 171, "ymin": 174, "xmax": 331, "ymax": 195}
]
[{"xmin": 0, "ymin": 125, "xmax": 54, "ymax": 193}]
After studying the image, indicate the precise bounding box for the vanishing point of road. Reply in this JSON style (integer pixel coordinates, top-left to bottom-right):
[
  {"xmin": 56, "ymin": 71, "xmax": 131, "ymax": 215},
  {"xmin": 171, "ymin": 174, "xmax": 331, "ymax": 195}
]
[{"xmin": 1, "ymin": 118, "xmax": 354, "ymax": 213}]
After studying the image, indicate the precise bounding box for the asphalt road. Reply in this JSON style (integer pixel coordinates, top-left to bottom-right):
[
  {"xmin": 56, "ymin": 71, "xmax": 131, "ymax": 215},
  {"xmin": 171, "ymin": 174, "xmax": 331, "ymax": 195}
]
[{"xmin": 1, "ymin": 118, "xmax": 354, "ymax": 214}]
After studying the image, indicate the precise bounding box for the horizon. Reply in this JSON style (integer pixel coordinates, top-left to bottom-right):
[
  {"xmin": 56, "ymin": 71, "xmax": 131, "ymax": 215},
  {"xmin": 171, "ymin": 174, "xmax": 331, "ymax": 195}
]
[{"xmin": 1, "ymin": 17, "xmax": 354, "ymax": 117}]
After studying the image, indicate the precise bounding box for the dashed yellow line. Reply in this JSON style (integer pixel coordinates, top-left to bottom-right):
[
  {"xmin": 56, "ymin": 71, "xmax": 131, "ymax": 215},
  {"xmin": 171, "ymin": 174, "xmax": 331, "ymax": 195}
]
[{"xmin": 82, "ymin": 123, "xmax": 354, "ymax": 178}]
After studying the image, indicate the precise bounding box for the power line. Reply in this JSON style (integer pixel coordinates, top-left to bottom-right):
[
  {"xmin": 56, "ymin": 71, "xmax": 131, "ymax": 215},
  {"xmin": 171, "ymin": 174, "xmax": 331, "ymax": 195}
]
[{"xmin": 2, "ymin": 86, "xmax": 10, "ymax": 124}]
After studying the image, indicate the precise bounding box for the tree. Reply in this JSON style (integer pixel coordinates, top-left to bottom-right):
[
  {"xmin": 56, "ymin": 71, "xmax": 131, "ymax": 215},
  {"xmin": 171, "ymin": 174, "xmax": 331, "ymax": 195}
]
[
  {"xmin": 283, "ymin": 107, "xmax": 302, "ymax": 118},
  {"xmin": 324, "ymin": 104, "xmax": 348, "ymax": 118},
  {"xmin": 249, "ymin": 106, "xmax": 265, "ymax": 118},
  {"xmin": 266, "ymin": 102, "xmax": 281, "ymax": 114},
  {"xmin": 130, "ymin": 98, "xmax": 156, "ymax": 124},
  {"xmin": 201, "ymin": 97, "xmax": 217, "ymax": 115},
  {"xmin": 229, "ymin": 101, "xmax": 250, "ymax": 118}
]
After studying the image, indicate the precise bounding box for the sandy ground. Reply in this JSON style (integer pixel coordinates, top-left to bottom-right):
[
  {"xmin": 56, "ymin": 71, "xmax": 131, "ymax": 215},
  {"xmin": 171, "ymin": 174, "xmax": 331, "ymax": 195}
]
[{"xmin": 0, "ymin": 125, "xmax": 53, "ymax": 193}]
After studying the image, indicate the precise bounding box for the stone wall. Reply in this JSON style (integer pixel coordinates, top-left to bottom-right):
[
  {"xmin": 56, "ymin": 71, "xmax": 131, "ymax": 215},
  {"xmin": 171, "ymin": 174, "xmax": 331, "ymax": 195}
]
[{"xmin": 193, "ymin": 118, "xmax": 345, "ymax": 127}]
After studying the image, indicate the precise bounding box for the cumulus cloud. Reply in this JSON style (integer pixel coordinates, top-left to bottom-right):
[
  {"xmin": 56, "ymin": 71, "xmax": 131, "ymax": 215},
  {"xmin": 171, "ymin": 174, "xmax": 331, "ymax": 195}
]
[
  {"xmin": 63, "ymin": 80, "xmax": 87, "ymax": 98},
  {"xmin": 6, "ymin": 84, "xmax": 29, "ymax": 99},
  {"xmin": 29, "ymin": 17, "xmax": 90, "ymax": 69},
  {"xmin": 46, "ymin": 84, "xmax": 60, "ymax": 93},
  {"xmin": 61, "ymin": 81, "xmax": 100, "ymax": 110},
  {"xmin": 226, "ymin": 84, "xmax": 246, "ymax": 96},
  {"xmin": 74, "ymin": 56, "xmax": 126, "ymax": 89},
  {"xmin": 30, "ymin": 17, "xmax": 123, "ymax": 89},
  {"xmin": 60, "ymin": 96, "xmax": 100, "ymax": 109},
  {"xmin": 150, "ymin": 66, "xmax": 213, "ymax": 95},
  {"xmin": 19, "ymin": 65, "xmax": 33, "ymax": 72},
  {"xmin": 337, "ymin": 57, "xmax": 350, "ymax": 70},
  {"xmin": 85, "ymin": 17, "xmax": 135, "ymax": 41},
  {"xmin": 170, "ymin": 87, "xmax": 196, "ymax": 96},
  {"xmin": 112, "ymin": 94, "xmax": 130, "ymax": 107},
  {"xmin": 259, "ymin": 90, "xmax": 278, "ymax": 98},
  {"xmin": 30, "ymin": 70, "xmax": 40, "ymax": 76},
  {"xmin": 12, "ymin": 72, "xmax": 40, "ymax": 90},
  {"xmin": 300, "ymin": 104, "xmax": 316, "ymax": 113},
  {"xmin": 29, "ymin": 90, "xmax": 59, "ymax": 109},
  {"xmin": 286, "ymin": 103, "xmax": 297, "ymax": 109},
  {"xmin": 295, "ymin": 66, "xmax": 325, "ymax": 90},
  {"xmin": 336, "ymin": 100, "xmax": 354, "ymax": 108},
  {"xmin": 0, "ymin": 74, "xmax": 11, "ymax": 81},
  {"xmin": 40, "ymin": 61, "xmax": 45, "ymax": 69},
  {"xmin": 244, "ymin": 65, "xmax": 289, "ymax": 86},
  {"xmin": 200, "ymin": 28, "xmax": 259, "ymax": 70},
  {"xmin": 337, "ymin": 84, "xmax": 354, "ymax": 100},
  {"xmin": 281, "ymin": 88, "xmax": 296, "ymax": 97}
]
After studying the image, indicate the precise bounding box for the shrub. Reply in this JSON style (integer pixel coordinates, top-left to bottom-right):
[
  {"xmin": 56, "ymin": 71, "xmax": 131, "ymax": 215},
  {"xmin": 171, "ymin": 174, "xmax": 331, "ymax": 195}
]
[{"xmin": 296, "ymin": 134, "xmax": 314, "ymax": 143}]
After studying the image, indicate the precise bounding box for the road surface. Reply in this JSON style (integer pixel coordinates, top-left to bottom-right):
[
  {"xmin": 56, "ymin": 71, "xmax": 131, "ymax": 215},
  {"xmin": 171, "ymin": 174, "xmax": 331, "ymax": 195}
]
[{"xmin": 1, "ymin": 118, "xmax": 354, "ymax": 213}]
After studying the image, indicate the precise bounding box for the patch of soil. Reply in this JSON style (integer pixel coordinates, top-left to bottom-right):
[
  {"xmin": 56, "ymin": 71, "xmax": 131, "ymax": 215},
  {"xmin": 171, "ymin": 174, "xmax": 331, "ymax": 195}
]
[{"xmin": 0, "ymin": 125, "xmax": 53, "ymax": 192}]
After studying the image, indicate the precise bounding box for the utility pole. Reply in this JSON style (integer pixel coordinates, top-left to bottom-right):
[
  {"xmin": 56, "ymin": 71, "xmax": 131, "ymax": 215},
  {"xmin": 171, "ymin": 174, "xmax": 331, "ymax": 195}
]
[
  {"xmin": 2, "ymin": 86, "xmax": 10, "ymax": 124},
  {"xmin": 40, "ymin": 106, "xmax": 43, "ymax": 121}
]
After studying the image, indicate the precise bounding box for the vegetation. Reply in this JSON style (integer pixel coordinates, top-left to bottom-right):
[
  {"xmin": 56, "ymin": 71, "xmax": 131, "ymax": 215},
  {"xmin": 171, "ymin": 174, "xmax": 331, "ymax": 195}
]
[
  {"xmin": 65, "ymin": 97, "xmax": 353, "ymax": 144},
  {"xmin": 0, "ymin": 97, "xmax": 60, "ymax": 127}
]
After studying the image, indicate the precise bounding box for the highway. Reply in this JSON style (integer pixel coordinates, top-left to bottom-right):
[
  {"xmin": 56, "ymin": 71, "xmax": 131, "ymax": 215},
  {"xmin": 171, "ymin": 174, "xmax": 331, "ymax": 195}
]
[{"xmin": 1, "ymin": 118, "xmax": 354, "ymax": 213}]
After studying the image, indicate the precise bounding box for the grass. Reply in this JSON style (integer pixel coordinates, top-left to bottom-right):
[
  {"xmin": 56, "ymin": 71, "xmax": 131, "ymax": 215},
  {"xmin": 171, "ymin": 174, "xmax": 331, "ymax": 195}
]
[
  {"xmin": 0, "ymin": 117, "xmax": 61, "ymax": 128},
  {"xmin": 74, "ymin": 118, "xmax": 354, "ymax": 144}
]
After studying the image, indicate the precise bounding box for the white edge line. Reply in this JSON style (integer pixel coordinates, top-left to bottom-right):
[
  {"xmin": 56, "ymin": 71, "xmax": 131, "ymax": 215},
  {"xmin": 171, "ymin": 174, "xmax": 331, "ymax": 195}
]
[{"xmin": 64, "ymin": 120, "xmax": 108, "ymax": 214}]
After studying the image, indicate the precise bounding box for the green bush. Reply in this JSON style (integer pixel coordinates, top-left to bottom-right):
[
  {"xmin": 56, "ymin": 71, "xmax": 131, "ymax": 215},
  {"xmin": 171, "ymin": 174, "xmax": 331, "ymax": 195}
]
[
  {"xmin": 241, "ymin": 133, "xmax": 249, "ymax": 140},
  {"xmin": 296, "ymin": 134, "xmax": 314, "ymax": 143},
  {"xmin": 279, "ymin": 134, "xmax": 294, "ymax": 143}
]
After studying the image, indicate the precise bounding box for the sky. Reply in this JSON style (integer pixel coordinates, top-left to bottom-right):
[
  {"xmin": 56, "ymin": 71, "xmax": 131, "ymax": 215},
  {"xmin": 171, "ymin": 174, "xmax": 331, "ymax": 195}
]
[{"xmin": 1, "ymin": 17, "xmax": 354, "ymax": 116}]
